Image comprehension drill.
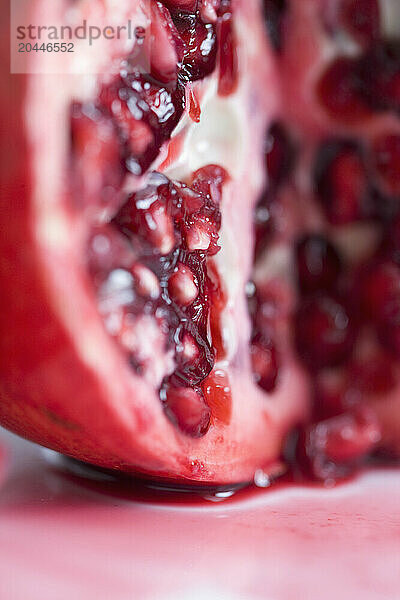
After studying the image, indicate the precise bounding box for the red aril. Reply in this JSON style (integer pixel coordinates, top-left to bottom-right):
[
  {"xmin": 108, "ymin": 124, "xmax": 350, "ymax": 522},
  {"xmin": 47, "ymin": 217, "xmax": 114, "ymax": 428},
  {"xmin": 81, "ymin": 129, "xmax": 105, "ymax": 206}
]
[
  {"xmin": 298, "ymin": 407, "xmax": 381, "ymax": 482},
  {"xmin": 324, "ymin": 0, "xmax": 380, "ymax": 48},
  {"xmin": 172, "ymin": 10, "xmax": 218, "ymax": 82},
  {"xmin": 295, "ymin": 234, "xmax": 342, "ymax": 294},
  {"xmin": 202, "ymin": 369, "xmax": 232, "ymax": 425},
  {"xmin": 314, "ymin": 140, "xmax": 371, "ymax": 225},
  {"xmin": 359, "ymin": 41, "xmax": 400, "ymax": 114},
  {"xmin": 317, "ymin": 58, "xmax": 371, "ymax": 122},
  {"xmin": 294, "ymin": 295, "xmax": 356, "ymax": 371},
  {"xmin": 340, "ymin": 0, "xmax": 380, "ymax": 46},
  {"xmin": 160, "ymin": 381, "xmax": 211, "ymax": 438}
]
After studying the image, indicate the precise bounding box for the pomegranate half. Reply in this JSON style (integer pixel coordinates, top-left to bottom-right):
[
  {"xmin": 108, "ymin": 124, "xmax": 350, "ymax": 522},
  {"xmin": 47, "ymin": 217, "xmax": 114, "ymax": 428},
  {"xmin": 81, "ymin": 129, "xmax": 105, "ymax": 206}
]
[{"xmin": 1, "ymin": 0, "xmax": 400, "ymax": 487}]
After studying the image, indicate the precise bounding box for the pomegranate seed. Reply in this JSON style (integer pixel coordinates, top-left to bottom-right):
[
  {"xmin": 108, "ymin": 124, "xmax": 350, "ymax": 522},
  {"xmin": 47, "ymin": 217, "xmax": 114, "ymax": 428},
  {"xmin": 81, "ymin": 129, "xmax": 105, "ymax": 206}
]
[
  {"xmin": 295, "ymin": 294, "xmax": 356, "ymax": 370},
  {"xmin": 70, "ymin": 103, "xmax": 125, "ymax": 203},
  {"xmin": 359, "ymin": 41, "xmax": 400, "ymax": 114},
  {"xmin": 161, "ymin": 381, "xmax": 211, "ymax": 437},
  {"xmin": 315, "ymin": 140, "xmax": 371, "ymax": 225},
  {"xmin": 250, "ymin": 333, "xmax": 279, "ymax": 393},
  {"xmin": 201, "ymin": 0, "xmax": 221, "ymax": 22},
  {"xmin": 176, "ymin": 331, "xmax": 201, "ymax": 363},
  {"xmin": 340, "ymin": 0, "xmax": 380, "ymax": 46},
  {"xmin": 371, "ymin": 134, "xmax": 400, "ymax": 197},
  {"xmin": 359, "ymin": 260, "xmax": 400, "ymax": 322},
  {"xmin": 112, "ymin": 168, "xmax": 224, "ymax": 390},
  {"xmin": 191, "ymin": 165, "xmax": 228, "ymax": 204},
  {"xmin": 88, "ymin": 226, "xmax": 135, "ymax": 277},
  {"xmin": 218, "ymin": 10, "xmax": 238, "ymax": 96},
  {"xmin": 174, "ymin": 328, "xmax": 215, "ymax": 385},
  {"xmin": 131, "ymin": 264, "xmax": 161, "ymax": 300},
  {"xmin": 317, "ymin": 57, "xmax": 370, "ymax": 121},
  {"xmin": 144, "ymin": 201, "xmax": 176, "ymax": 255},
  {"xmin": 324, "ymin": 0, "xmax": 380, "ymax": 47},
  {"xmin": 173, "ymin": 11, "xmax": 217, "ymax": 82},
  {"xmin": 265, "ymin": 122, "xmax": 294, "ymax": 193},
  {"xmin": 298, "ymin": 407, "xmax": 381, "ymax": 481},
  {"xmin": 114, "ymin": 190, "xmax": 176, "ymax": 256},
  {"xmin": 150, "ymin": 1, "xmax": 186, "ymax": 83},
  {"xmin": 184, "ymin": 215, "xmax": 219, "ymax": 252},
  {"xmin": 263, "ymin": 0, "xmax": 287, "ymax": 52},
  {"xmin": 202, "ymin": 369, "xmax": 232, "ymax": 424},
  {"xmin": 100, "ymin": 73, "xmax": 184, "ymax": 175},
  {"xmin": 208, "ymin": 262, "xmax": 227, "ymax": 359},
  {"xmin": 168, "ymin": 263, "xmax": 199, "ymax": 305},
  {"xmin": 295, "ymin": 234, "xmax": 342, "ymax": 294}
]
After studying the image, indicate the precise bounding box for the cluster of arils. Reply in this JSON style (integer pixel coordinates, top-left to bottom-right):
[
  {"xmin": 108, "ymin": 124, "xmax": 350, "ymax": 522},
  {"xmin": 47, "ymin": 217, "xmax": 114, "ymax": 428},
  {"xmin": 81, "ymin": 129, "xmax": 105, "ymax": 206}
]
[
  {"xmin": 250, "ymin": 0, "xmax": 400, "ymax": 482},
  {"xmin": 88, "ymin": 165, "xmax": 227, "ymax": 438},
  {"xmin": 70, "ymin": 1, "xmax": 238, "ymax": 438},
  {"xmin": 71, "ymin": 0, "xmax": 237, "ymax": 193}
]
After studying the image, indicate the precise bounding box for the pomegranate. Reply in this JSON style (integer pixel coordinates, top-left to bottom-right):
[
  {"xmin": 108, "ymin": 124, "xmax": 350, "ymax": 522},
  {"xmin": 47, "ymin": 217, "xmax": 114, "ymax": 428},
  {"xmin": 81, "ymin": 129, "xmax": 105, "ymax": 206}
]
[{"xmin": 1, "ymin": 0, "xmax": 400, "ymax": 488}]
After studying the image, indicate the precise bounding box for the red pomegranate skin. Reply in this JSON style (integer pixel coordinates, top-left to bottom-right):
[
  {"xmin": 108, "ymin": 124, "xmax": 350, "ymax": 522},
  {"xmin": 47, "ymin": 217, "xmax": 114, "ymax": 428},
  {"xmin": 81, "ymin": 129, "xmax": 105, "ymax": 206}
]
[{"xmin": 0, "ymin": 0, "xmax": 310, "ymax": 486}]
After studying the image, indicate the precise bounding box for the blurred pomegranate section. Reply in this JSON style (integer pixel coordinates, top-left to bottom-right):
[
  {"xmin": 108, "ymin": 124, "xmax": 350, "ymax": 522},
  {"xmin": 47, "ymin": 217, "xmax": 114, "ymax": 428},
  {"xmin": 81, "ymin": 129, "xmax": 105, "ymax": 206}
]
[{"xmin": 0, "ymin": 0, "xmax": 399, "ymax": 487}]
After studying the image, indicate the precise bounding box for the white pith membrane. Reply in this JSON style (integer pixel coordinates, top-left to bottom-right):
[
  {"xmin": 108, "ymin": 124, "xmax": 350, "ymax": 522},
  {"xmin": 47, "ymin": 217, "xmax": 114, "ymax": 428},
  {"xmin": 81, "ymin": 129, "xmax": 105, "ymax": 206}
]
[{"xmin": 14, "ymin": 0, "xmax": 400, "ymax": 485}]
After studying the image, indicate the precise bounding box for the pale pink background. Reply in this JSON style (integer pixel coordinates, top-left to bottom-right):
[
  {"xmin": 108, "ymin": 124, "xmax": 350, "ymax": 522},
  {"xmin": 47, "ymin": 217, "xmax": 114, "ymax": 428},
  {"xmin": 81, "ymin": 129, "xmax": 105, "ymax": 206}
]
[{"xmin": 0, "ymin": 429, "xmax": 399, "ymax": 600}]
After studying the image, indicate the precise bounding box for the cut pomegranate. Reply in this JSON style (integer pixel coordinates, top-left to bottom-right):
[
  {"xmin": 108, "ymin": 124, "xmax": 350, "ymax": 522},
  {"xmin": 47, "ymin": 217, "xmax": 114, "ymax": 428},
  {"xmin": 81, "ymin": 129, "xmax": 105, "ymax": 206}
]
[
  {"xmin": 1, "ymin": 0, "xmax": 400, "ymax": 488},
  {"xmin": 0, "ymin": 0, "xmax": 312, "ymax": 486}
]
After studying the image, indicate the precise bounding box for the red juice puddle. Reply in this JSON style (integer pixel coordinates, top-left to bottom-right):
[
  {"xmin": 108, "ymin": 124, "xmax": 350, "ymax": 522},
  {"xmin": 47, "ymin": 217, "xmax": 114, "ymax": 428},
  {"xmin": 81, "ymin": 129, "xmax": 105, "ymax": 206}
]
[{"xmin": 45, "ymin": 453, "xmax": 396, "ymax": 507}]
